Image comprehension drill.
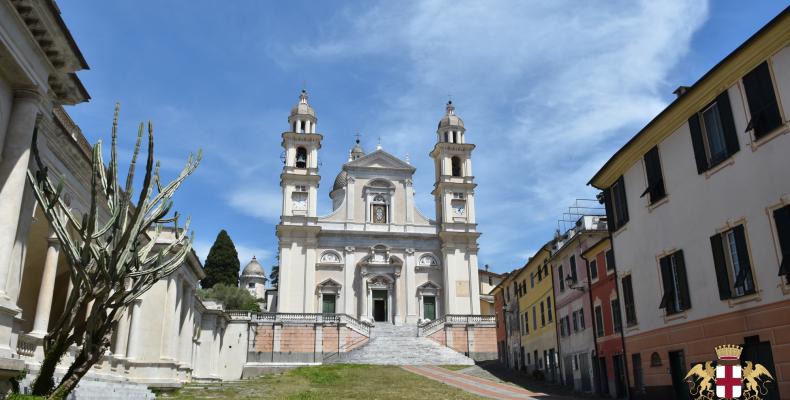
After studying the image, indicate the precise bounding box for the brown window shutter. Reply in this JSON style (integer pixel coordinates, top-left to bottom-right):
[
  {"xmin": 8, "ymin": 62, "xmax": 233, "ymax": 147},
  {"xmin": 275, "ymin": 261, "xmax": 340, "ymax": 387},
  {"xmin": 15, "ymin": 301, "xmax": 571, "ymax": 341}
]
[
  {"xmin": 732, "ymin": 225, "xmax": 754, "ymax": 294},
  {"xmin": 773, "ymin": 205, "xmax": 790, "ymax": 279},
  {"xmin": 715, "ymin": 90, "xmax": 740, "ymax": 157},
  {"xmin": 744, "ymin": 61, "xmax": 783, "ymax": 139},
  {"xmin": 659, "ymin": 256, "xmax": 674, "ymax": 311},
  {"xmin": 709, "ymin": 233, "xmax": 731, "ymax": 300},
  {"xmin": 674, "ymin": 251, "xmax": 691, "ymax": 310},
  {"xmin": 688, "ymin": 114, "xmax": 708, "ymax": 173}
]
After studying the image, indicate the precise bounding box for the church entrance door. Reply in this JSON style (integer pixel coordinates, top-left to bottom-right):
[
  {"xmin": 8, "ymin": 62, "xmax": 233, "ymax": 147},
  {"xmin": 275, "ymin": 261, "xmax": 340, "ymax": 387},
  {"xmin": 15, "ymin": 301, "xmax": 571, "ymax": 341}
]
[
  {"xmin": 372, "ymin": 289, "xmax": 388, "ymax": 322},
  {"xmin": 424, "ymin": 296, "xmax": 436, "ymax": 320}
]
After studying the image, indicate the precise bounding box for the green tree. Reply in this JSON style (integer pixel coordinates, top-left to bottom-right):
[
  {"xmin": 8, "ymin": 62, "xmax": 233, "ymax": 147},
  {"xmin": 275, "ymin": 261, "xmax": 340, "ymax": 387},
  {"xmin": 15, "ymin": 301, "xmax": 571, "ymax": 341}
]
[
  {"xmin": 198, "ymin": 284, "xmax": 260, "ymax": 311},
  {"xmin": 269, "ymin": 253, "xmax": 279, "ymax": 288},
  {"xmin": 202, "ymin": 230, "xmax": 240, "ymax": 288}
]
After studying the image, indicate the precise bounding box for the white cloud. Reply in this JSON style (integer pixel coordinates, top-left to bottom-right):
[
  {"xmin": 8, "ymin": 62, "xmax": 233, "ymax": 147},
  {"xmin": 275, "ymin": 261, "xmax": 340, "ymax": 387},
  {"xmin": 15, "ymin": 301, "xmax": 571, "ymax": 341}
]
[
  {"xmin": 292, "ymin": 0, "xmax": 709, "ymax": 271},
  {"xmin": 226, "ymin": 186, "xmax": 282, "ymax": 222}
]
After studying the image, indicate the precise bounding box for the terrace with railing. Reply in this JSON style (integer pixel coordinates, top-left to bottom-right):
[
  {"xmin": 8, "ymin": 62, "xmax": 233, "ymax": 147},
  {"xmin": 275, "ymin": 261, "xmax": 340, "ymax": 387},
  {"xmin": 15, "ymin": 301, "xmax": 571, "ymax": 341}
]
[
  {"xmin": 417, "ymin": 314, "xmax": 496, "ymax": 336},
  {"xmin": 227, "ymin": 311, "xmax": 372, "ymax": 336}
]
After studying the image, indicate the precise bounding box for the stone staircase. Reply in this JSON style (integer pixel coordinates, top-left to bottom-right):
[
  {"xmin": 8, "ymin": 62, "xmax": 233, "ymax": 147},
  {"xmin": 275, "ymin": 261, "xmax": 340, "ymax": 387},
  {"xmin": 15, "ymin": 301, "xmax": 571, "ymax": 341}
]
[
  {"xmin": 334, "ymin": 324, "xmax": 475, "ymax": 365},
  {"xmin": 19, "ymin": 374, "xmax": 156, "ymax": 400}
]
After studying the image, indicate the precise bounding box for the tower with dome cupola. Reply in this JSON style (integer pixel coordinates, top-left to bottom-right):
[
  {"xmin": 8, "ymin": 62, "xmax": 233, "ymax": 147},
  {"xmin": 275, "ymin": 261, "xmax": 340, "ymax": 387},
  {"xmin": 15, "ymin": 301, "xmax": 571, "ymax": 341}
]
[
  {"xmin": 430, "ymin": 101, "xmax": 481, "ymax": 315},
  {"xmin": 276, "ymin": 89, "xmax": 323, "ymax": 312}
]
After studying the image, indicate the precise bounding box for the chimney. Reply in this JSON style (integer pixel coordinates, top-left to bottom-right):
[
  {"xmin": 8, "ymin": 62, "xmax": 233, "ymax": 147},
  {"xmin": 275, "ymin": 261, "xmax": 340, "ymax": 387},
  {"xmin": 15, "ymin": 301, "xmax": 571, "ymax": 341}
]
[{"xmin": 673, "ymin": 86, "xmax": 691, "ymax": 98}]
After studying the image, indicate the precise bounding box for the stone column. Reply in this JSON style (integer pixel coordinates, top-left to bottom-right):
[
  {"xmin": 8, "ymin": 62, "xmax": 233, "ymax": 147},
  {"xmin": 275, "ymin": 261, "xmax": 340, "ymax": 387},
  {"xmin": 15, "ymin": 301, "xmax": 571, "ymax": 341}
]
[
  {"xmin": 343, "ymin": 247, "xmax": 355, "ymax": 315},
  {"xmin": 387, "ymin": 285, "xmax": 393, "ymax": 324},
  {"xmin": 404, "ymin": 179, "xmax": 414, "ymax": 224},
  {"xmin": 161, "ymin": 276, "xmax": 180, "ymax": 360},
  {"xmin": 345, "ymin": 177, "xmax": 355, "ymax": 221},
  {"xmin": 468, "ymin": 252, "xmax": 481, "ymax": 314},
  {"xmin": 113, "ymin": 309, "xmax": 130, "ymax": 358},
  {"xmin": 30, "ymin": 229, "xmax": 60, "ymax": 337},
  {"xmin": 393, "ymin": 274, "xmax": 401, "ymax": 325},
  {"xmin": 125, "ymin": 300, "xmax": 142, "ymax": 359},
  {"xmin": 0, "ymin": 89, "xmax": 42, "ymax": 300},
  {"xmin": 405, "ymin": 249, "xmax": 416, "ymax": 323},
  {"xmin": 179, "ymin": 287, "xmax": 194, "ymax": 365}
]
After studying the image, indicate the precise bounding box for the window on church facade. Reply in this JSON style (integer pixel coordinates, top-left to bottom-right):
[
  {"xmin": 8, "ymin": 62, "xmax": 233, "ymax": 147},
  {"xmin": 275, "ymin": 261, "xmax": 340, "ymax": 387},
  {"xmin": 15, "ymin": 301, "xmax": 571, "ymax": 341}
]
[{"xmin": 371, "ymin": 194, "xmax": 388, "ymax": 224}]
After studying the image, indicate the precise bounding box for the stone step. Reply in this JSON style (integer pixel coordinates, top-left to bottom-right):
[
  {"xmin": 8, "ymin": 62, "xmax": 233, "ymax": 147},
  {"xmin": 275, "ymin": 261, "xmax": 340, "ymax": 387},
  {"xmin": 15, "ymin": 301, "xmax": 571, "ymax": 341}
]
[{"xmin": 334, "ymin": 324, "xmax": 475, "ymax": 366}]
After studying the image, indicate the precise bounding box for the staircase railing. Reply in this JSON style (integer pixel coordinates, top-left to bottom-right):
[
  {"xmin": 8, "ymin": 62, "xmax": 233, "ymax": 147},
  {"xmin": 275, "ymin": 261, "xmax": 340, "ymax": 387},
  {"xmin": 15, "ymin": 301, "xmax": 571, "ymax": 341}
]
[
  {"xmin": 417, "ymin": 317, "xmax": 446, "ymax": 337},
  {"xmin": 417, "ymin": 314, "xmax": 497, "ymax": 336},
  {"xmin": 228, "ymin": 311, "xmax": 372, "ymax": 336}
]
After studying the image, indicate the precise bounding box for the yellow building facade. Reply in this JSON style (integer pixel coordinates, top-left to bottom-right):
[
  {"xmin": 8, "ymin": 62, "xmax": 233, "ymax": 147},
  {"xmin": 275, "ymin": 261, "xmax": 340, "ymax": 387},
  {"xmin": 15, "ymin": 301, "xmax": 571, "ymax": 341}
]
[{"xmin": 516, "ymin": 243, "xmax": 560, "ymax": 381}]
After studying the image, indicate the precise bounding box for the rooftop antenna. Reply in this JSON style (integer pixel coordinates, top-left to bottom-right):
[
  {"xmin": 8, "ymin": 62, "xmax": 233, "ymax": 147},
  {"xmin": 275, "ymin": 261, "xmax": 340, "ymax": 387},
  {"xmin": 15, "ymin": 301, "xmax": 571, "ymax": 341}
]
[{"xmin": 376, "ymin": 136, "xmax": 382, "ymax": 150}]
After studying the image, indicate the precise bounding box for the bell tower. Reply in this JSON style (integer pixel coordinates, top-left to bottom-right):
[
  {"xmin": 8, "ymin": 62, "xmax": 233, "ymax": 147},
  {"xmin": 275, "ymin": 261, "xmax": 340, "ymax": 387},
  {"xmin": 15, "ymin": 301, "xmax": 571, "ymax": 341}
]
[
  {"xmin": 276, "ymin": 89, "xmax": 322, "ymax": 312},
  {"xmin": 430, "ymin": 101, "xmax": 481, "ymax": 315}
]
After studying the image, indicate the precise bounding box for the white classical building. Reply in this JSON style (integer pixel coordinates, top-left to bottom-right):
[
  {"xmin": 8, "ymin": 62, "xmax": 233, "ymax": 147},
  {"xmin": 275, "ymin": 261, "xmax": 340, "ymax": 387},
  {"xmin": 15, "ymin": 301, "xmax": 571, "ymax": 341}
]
[{"xmin": 275, "ymin": 91, "xmax": 483, "ymax": 324}]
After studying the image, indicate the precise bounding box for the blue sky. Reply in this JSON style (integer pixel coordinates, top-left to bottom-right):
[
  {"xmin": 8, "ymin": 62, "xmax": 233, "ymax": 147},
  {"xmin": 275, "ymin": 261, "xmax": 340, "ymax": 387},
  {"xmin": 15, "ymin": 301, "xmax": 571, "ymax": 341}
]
[{"xmin": 58, "ymin": 1, "xmax": 787, "ymax": 275}]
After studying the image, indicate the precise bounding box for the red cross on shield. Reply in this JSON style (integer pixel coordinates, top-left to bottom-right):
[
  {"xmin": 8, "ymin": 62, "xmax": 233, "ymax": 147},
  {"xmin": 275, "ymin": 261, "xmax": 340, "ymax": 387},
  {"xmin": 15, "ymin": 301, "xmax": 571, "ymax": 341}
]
[{"xmin": 715, "ymin": 364, "xmax": 742, "ymax": 399}]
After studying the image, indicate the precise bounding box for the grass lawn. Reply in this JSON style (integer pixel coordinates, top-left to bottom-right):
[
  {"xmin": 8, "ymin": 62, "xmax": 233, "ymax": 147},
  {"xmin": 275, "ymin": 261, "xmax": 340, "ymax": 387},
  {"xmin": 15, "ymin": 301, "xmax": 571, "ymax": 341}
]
[{"xmin": 163, "ymin": 364, "xmax": 483, "ymax": 399}]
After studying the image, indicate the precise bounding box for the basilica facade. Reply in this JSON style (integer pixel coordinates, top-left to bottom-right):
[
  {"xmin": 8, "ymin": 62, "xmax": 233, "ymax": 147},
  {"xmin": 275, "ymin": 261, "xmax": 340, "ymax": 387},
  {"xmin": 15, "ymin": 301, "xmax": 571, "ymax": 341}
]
[{"xmin": 276, "ymin": 91, "xmax": 483, "ymax": 325}]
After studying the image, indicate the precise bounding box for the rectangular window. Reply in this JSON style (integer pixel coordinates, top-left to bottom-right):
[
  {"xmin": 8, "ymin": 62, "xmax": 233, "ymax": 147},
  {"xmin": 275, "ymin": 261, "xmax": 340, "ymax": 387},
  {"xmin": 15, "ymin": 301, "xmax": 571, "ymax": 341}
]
[
  {"xmin": 524, "ymin": 312, "xmax": 529, "ymax": 334},
  {"xmin": 774, "ymin": 204, "xmax": 790, "ymax": 283},
  {"xmin": 688, "ymin": 91, "xmax": 739, "ymax": 173},
  {"xmin": 632, "ymin": 353, "xmax": 644, "ymax": 392},
  {"xmin": 611, "ymin": 299, "xmax": 622, "ymax": 333},
  {"xmin": 710, "ymin": 225, "xmax": 756, "ymax": 299},
  {"xmin": 572, "ymin": 311, "xmax": 578, "ymax": 332},
  {"xmin": 560, "ymin": 317, "xmax": 566, "ymax": 337},
  {"xmin": 546, "ymin": 297, "xmax": 553, "ymax": 323},
  {"xmin": 321, "ymin": 294, "xmax": 336, "ymax": 314},
  {"xmin": 540, "ymin": 302, "xmax": 545, "ymax": 327},
  {"xmin": 532, "ymin": 306, "xmax": 537, "ymax": 331},
  {"xmin": 558, "ymin": 265, "xmax": 564, "ymax": 291},
  {"xmin": 605, "ymin": 249, "xmax": 615, "ymax": 272},
  {"xmin": 527, "ymin": 352, "xmax": 531, "ymax": 365},
  {"xmin": 589, "ymin": 259, "xmax": 598, "ymax": 281},
  {"xmin": 604, "ymin": 176, "xmax": 630, "ymax": 231},
  {"xmin": 453, "ymin": 192, "xmax": 465, "ymax": 199},
  {"xmin": 659, "ymin": 250, "xmax": 691, "ymax": 315},
  {"xmin": 621, "ymin": 275, "xmax": 637, "ymax": 326},
  {"xmin": 573, "ymin": 354, "xmax": 579, "ymax": 370},
  {"xmin": 569, "ymin": 256, "xmax": 577, "ymax": 282},
  {"xmin": 579, "ymin": 308, "xmax": 585, "ymax": 330},
  {"xmin": 641, "ymin": 146, "xmax": 666, "ymax": 204},
  {"xmin": 594, "ymin": 305, "xmax": 604, "ymax": 337},
  {"xmin": 743, "ymin": 61, "xmax": 783, "ymax": 139},
  {"xmin": 530, "ymin": 273, "xmax": 535, "ymax": 288}
]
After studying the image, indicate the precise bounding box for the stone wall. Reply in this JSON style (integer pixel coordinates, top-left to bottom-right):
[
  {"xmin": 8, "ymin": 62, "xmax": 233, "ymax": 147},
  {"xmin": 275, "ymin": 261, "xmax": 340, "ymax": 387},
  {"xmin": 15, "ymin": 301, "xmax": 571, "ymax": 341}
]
[
  {"xmin": 246, "ymin": 322, "xmax": 369, "ymax": 365},
  {"xmin": 426, "ymin": 324, "xmax": 497, "ymax": 361}
]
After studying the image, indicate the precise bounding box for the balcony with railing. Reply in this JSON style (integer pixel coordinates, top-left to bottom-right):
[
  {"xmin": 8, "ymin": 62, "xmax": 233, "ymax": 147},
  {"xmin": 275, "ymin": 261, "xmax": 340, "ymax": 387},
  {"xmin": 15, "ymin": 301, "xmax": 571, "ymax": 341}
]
[{"xmin": 228, "ymin": 312, "xmax": 371, "ymax": 336}]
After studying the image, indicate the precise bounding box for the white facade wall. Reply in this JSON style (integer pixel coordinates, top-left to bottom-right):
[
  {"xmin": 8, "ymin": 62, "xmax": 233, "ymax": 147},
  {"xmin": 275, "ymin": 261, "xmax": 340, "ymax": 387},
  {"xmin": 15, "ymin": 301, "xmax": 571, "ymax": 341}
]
[{"xmin": 613, "ymin": 47, "xmax": 790, "ymax": 336}]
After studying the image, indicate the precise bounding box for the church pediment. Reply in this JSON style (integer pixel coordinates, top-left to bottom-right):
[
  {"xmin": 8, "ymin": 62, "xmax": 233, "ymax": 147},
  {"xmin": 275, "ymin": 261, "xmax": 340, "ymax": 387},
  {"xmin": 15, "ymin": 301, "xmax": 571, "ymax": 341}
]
[{"xmin": 345, "ymin": 150, "xmax": 415, "ymax": 172}]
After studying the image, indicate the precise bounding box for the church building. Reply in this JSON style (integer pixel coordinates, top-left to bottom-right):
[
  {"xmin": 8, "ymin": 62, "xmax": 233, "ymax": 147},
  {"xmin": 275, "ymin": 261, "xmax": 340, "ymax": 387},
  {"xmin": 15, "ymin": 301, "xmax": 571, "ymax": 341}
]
[{"xmin": 275, "ymin": 90, "xmax": 483, "ymax": 325}]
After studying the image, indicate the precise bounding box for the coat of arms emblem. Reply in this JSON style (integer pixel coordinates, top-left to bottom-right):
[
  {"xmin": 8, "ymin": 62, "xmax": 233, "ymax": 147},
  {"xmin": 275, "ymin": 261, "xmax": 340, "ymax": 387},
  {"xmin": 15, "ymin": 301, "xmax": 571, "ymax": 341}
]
[{"xmin": 685, "ymin": 345, "xmax": 774, "ymax": 400}]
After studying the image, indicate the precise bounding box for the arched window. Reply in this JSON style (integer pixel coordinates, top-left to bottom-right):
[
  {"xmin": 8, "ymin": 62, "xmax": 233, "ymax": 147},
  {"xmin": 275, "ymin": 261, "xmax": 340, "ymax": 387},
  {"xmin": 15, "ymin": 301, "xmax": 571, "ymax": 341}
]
[
  {"xmin": 451, "ymin": 156, "xmax": 462, "ymax": 177},
  {"xmin": 444, "ymin": 132, "xmax": 451, "ymax": 143},
  {"xmin": 295, "ymin": 147, "xmax": 307, "ymax": 168}
]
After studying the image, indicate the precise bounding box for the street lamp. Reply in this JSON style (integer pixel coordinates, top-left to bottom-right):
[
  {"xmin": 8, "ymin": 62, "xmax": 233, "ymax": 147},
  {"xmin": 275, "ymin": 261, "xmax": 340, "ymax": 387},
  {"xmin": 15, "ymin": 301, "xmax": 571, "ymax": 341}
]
[{"xmin": 565, "ymin": 274, "xmax": 586, "ymax": 292}]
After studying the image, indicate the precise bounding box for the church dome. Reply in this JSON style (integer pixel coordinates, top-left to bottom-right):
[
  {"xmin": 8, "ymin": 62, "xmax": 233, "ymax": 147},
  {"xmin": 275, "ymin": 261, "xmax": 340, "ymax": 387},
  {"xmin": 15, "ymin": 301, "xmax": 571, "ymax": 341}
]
[
  {"xmin": 290, "ymin": 90, "xmax": 315, "ymax": 118},
  {"xmin": 241, "ymin": 256, "xmax": 265, "ymax": 278},
  {"xmin": 332, "ymin": 170, "xmax": 348, "ymax": 193},
  {"xmin": 438, "ymin": 101, "xmax": 464, "ymax": 129}
]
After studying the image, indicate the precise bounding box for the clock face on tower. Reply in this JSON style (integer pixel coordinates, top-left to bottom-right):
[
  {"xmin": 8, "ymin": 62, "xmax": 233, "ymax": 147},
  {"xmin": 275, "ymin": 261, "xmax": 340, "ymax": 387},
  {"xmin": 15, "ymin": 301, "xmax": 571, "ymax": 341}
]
[
  {"xmin": 292, "ymin": 192, "xmax": 307, "ymax": 211},
  {"xmin": 452, "ymin": 201, "xmax": 466, "ymax": 216}
]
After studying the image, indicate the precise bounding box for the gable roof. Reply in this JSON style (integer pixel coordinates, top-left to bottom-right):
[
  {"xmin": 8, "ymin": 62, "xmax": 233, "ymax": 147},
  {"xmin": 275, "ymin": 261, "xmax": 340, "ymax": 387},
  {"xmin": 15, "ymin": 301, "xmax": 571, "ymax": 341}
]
[{"xmin": 345, "ymin": 149, "xmax": 416, "ymax": 172}]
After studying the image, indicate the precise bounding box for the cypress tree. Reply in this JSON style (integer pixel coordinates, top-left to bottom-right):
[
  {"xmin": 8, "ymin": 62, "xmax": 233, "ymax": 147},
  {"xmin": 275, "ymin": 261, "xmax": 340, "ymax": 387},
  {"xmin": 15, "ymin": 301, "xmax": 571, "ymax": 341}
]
[{"xmin": 202, "ymin": 230, "xmax": 240, "ymax": 288}]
